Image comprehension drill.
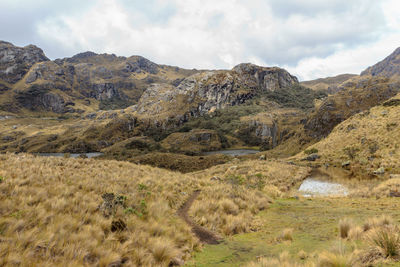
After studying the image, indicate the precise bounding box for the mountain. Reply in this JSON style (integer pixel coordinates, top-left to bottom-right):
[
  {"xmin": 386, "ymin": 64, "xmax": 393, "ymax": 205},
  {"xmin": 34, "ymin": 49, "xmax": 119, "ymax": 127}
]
[
  {"xmin": 304, "ymin": 47, "xmax": 400, "ymax": 138},
  {"xmin": 1, "ymin": 40, "xmax": 329, "ymax": 155},
  {"xmin": 301, "ymin": 73, "xmax": 357, "ymax": 94},
  {"xmin": 0, "ymin": 41, "xmax": 198, "ymax": 114},
  {"xmin": 0, "ymin": 41, "xmax": 49, "ymax": 84},
  {"xmin": 361, "ymin": 47, "xmax": 400, "ymax": 78},
  {"xmin": 1, "ymin": 40, "xmax": 399, "ymax": 164},
  {"xmin": 305, "ymin": 75, "xmax": 399, "ymax": 138}
]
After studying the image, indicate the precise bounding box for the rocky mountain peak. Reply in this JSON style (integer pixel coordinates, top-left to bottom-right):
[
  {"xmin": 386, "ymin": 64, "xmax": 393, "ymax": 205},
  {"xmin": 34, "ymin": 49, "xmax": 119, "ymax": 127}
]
[
  {"xmin": 0, "ymin": 40, "xmax": 49, "ymax": 83},
  {"xmin": 361, "ymin": 47, "xmax": 400, "ymax": 78}
]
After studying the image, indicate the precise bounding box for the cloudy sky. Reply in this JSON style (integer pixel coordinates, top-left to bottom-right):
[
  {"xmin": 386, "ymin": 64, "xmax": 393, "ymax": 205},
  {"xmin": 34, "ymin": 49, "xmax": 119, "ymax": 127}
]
[{"xmin": 1, "ymin": 0, "xmax": 399, "ymax": 80}]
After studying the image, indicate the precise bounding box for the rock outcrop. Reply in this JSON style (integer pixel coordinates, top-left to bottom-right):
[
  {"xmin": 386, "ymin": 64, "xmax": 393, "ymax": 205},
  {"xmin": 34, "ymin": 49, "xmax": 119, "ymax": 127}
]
[
  {"xmin": 134, "ymin": 64, "xmax": 298, "ymax": 123},
  {"xmin": 238, "ymin": 113, "xmax": 278, "ymax": 148},
  {"xmin": 0, "ymin": 41, "xmax": 49, "ymax": 83}
]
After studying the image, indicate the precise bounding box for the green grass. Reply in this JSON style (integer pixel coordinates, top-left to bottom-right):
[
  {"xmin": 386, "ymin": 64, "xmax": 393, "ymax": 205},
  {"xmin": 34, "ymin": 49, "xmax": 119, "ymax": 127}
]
[{"xmin": 186, "ymin": 198, "xmax": 400, "ymax": 267}]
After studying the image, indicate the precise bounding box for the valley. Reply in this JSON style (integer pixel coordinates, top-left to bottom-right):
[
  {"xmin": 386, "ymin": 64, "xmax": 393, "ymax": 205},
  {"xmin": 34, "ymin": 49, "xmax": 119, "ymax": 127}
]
[{"xmin": 1, "ymin": 40, "xmax": 400, "ymax": 266}]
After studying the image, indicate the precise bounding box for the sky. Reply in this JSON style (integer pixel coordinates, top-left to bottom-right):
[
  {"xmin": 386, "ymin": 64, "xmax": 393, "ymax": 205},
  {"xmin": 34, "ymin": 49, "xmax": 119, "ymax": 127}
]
[{"xmin": 0, "ymin": 0, "xmax": 399, "ymax": 80}]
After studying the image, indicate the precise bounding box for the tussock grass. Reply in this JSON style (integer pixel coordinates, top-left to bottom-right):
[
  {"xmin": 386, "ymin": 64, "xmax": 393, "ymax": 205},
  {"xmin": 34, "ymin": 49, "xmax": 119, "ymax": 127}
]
[
  {"xmin": 316, "ymin": 251, "xmax": 353, "ymax": 267},
  {"xmin": 279, "ymin": 228, "xmax": 294, "ymax": 242},
  {"xmin": 338, "ymin": 218, "xmax": 353, "ymax": 239},
  {"xmin": 368, "ymin": 226, "xmax": 400, "ymax": 258},
  {"xmin": 0, "ymin": 153, "xmax": 309, "ymax": 265}
]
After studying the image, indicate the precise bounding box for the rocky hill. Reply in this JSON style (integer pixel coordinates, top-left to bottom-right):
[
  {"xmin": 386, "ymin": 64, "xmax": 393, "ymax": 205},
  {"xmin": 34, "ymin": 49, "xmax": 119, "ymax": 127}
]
[
  {"xmin": 304, "ymin": 47, "xmax": 400, "ymax": 139},
  {"xmin": 0, "ymin": 41, "xmax": 198, "ymax": 115},
  {"xmin": 361, "ymin": 47, "xmax": 400, "ymax": 78},
  {"xmin": 297, "ymin": 93, "xmax": 400, "ymax": 178},
  {"xmin": 0, "ymin": 41, "xmax": 49, "ymax": 84},
  {"xmin": 305, "ymin": 76, "xmax": 399, "ymax": 138},
  {"xmin": 1, "ymin": 40, "xmax": 399, "ymax": 162}
]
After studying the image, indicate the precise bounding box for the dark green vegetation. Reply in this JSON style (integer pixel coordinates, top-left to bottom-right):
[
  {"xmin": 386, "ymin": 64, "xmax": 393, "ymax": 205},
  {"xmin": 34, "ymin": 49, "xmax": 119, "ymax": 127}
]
[
  {"xmin": 263, "ymin": 84, "xmax": 327, "ymax": 110},
  {"xmin": 100, "ymin": 152, "xmax": 231, "ymax": 173}
]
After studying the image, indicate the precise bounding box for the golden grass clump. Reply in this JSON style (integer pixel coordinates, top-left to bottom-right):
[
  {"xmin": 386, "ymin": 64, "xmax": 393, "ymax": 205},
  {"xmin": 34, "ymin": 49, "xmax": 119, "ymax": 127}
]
[
  {"xmin": 363, "ymin": 215, "xmax": 394, "ymax": 232},
  {"xmin": 348, "ymin": 226, "xmax": 363, "ymax": 241},
  {"xmin": 316, "ymin": 251, "xmax": 354, "ymax": 267},
  {"xmin": 338, "ymin": 218, "xmax": 353, "ymax": 239},
  {"xmin": 298, "ymin": 250, "xmax": 308, "ymax": 260},
  {"xmin": 279, "ymin": 228, "xmax": 294, "ymax": 242},
  {"xmin": 367, "ymin": 226, "xmax": 400, "ymax": 259}
]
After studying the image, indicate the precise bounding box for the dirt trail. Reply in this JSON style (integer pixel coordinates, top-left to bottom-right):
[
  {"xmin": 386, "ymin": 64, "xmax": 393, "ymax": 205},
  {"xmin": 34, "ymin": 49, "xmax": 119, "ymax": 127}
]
[{"xmin": 177, "ymin": 190, "xmax": 221, "ymax": 245}]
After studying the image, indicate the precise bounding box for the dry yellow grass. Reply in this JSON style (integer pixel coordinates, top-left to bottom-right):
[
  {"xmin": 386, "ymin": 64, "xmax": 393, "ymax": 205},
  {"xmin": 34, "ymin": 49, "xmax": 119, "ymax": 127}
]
[{"xmin": 0, "ymin": 153, "xmax": 309, "ymax": 266}]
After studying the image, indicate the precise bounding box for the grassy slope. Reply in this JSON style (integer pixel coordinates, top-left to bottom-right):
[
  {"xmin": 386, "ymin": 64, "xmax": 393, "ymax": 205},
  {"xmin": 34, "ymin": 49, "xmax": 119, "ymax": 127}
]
[
  {"xmin": 0, "ymin": 154, "xmax": 308, "ymax": 266},
  {"xmin": 299, "ymin": 93, "xmax": 400, "ymax": 178},
  {"xmin": 301, "ymin": 74, "xmax": 357, "ymax": 92}
]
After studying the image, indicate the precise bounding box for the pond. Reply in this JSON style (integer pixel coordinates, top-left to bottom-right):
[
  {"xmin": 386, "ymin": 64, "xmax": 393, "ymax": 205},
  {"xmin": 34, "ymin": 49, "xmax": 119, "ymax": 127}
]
[
  {"xmin": 202, "ymin": 149, "xmax": 259, "ymax": 156},
  {"xmin": 298, "ymin": 178, "xmax": 349, "ymax": 197},
  {"xmin": 36, "ymin": 152, "xmax": 103, "ymax": 158}
]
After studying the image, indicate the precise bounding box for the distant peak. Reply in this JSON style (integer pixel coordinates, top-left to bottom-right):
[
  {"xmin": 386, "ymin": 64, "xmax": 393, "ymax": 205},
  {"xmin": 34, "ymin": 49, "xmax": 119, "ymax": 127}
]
[
  {"xmin": 361, "ymin": 46, "xmax": 400, "ymax": 77},
  {"xmin": 71, "ymin": 51, "xmax": 98, "ymax": 59}
]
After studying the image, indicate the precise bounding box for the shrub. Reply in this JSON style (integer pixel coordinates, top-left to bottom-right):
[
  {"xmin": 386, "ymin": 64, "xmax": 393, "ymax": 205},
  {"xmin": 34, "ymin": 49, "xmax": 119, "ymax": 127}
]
[{"xmin": 304, "ymin": 148, "xmax": 319, "ymax": 155}]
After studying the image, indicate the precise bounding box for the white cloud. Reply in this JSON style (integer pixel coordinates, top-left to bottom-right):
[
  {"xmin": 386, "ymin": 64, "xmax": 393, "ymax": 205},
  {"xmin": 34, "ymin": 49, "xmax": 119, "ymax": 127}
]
[{"xmin": 9, "ymin": 0, "xmax": 399, "ymax": 80}]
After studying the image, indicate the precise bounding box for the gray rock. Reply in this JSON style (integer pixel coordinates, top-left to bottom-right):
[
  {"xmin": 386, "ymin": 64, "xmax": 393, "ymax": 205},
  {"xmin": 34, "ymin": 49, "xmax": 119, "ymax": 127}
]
[
  {"xmin": 0, "ymin": 41, "xmax": 49, "ymax": 83},
  {"xmin": 373, "ymin": 167, "xmax": 385, "ymax": 175},
  {"xmin": 304, "ymin": 153, "xmax": 320, "ymax": 161}
]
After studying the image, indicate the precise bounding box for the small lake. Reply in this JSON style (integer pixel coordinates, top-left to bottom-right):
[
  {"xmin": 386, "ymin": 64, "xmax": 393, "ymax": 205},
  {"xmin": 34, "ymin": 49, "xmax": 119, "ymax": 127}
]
[
  {"xmin": 37, "ymin": 152, "xmax": 103, "ymax": 158},
  {"xmin": 298, "ymin": 178, "xmax": 349, "ymax": 197},
  {"xmin": 203, "ymin": 149, "xmax": 259, "ymax": 156}
]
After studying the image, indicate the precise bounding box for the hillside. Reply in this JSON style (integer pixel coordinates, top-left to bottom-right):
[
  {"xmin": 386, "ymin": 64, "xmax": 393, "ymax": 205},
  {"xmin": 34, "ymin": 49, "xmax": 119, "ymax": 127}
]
[
  {"xmin": 298, "ymin": 93, "xmax": 400, "ymax": 178},
  {"xmin": 301, "ymin": 73, "xmax": 357, "ymax": 94},
  {"xmin": 361, "ymin": 47, "xmax": 400, "ymax": 79}
]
